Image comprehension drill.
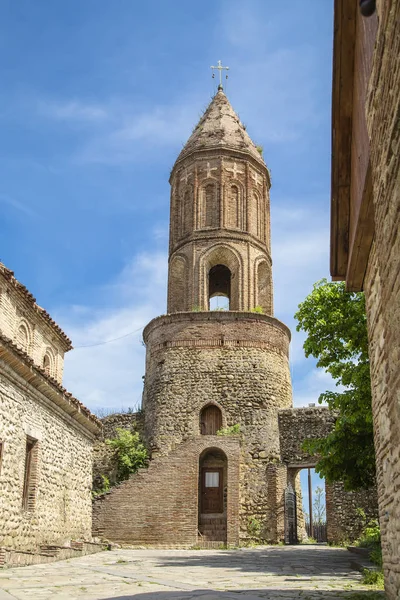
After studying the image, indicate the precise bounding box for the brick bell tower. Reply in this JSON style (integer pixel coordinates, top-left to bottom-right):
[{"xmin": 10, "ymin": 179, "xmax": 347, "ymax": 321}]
[
  {"xmin": 142, "ymin": 86, "xmax": 293, "ymax": 546},
  {"xmin": 167, "ymin": 87, "xmax": 272, "ymax": 314}
]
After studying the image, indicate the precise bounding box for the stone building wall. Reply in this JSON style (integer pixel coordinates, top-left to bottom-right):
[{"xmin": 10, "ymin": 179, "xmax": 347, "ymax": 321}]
[
  {"xmin": 362, "ymin": 3, "xmax": 400, "ymax": 596},
  {"xmin": 143, "ymin": 311, "xmax": 292, "ymax": 541},
  {"xmin": 93, "ymin": 436, "xmax": 241, "ymax": 547},
  {"xmin": 0, "ymin": 264, "xmax": 71, "ymax": 384},
  {"xmin": 0, "ymin": 357, "xmax": 98, "ymax": 551}
]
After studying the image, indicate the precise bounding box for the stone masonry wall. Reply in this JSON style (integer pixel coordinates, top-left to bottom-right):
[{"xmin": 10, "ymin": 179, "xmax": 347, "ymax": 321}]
[
  {"xmin": 363, "ymin": 2, "xmax": 400, "ymax": 596},
  {"xmin": 93, "ymin": 412, "xmax": 145, "ymax": 489},
  {"xmin": 279, "ymin": 407, "xmax": 337, "ymax": 466},
  {"xmin": 280, "ymin": 407, "xmax": 379, "ymax": 543},
  {"xmin": 143, "ymin": 312, "xmax": 292, "ymax": 542},
  {"xmin": 0, "ymin": 359, "xmax": 94, "ymax": 551},
  {"xmin": 93, "ymin": 436, "xmax": 240, "ymax": 547},
  {"xmin": 326, "ymin": 481, "xmax": 379, "ymax": 543}
]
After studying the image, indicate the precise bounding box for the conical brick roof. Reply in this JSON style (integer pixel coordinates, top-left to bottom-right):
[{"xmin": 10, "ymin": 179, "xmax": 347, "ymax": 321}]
[{"xmin": 175, "ymin": 88, "xmax": 265, "ymax": 167}]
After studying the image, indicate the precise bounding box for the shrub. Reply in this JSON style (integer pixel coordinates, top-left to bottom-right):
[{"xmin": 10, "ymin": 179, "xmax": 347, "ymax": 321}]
[
  {"xmin": 92, "ymin": 475, "xmax": 110, "ymax": 498},
  {"xmin": 251, "ymin": 306, "xmax": 264, "ymax": 314},
  {"xmin": 217, "ymin": 424, "xmax": 240, "ymax": 436},
  {"xmin": 106, "ymin": 428, "xmax": 148, "ymax": 482},
  {"xmin": 247, "ymin": 516, "xmax": 261, "ymax": 538}
]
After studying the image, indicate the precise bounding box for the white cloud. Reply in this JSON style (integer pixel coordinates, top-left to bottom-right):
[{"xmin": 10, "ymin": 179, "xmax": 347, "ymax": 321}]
[
  {"xmin": 292, "ymin": 367, "xmax": 342, "ymax": 408},
  {"xmin": 0, "ymin": 192, "xmax": 36, "ymax": 217},
  {"xmin": 76, "ymin": 100, "xmax": 198, "ymax": 165},
  {"xmin": 39, "ymin": 100, "xmax": 108, "ymax": 122},
  {"xmin": 56, "ymin": 251, "xmax": 167, "ymax": 414}
]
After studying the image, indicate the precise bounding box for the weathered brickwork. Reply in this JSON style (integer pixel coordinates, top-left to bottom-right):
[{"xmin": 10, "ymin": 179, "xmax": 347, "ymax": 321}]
[
  {"xmin": 93, "ymin": 437, "xmax": 241, "ymax": 547},
  {"xmin": 142, "ymin": 312, "xmax": 292, "ymax": 542},
  {"xmin": 167, "ymin": 90, "xmax": 273, "ymax": 315},
  {"xmin": 0, "ymin": 355, "xmax": 99, "ymax": 551},
  {"xmin": 362, "ymin": 2, "xmax": 400, "ymax": 597},
  {"xmin": 0, "ymin": 264, "xmax": 71, "ymax": 384}
]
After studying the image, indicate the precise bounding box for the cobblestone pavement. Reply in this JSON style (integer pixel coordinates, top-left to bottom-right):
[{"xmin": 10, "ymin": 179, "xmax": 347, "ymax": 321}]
[{"xmin": 0, "ymin": 546, "xmax": 385, "ymax": 600}]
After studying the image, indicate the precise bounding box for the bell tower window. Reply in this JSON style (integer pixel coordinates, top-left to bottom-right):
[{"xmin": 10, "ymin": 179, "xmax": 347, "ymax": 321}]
[{"xmin": 209, "ymin": 264, "xmax": 231, "ymax": 310}]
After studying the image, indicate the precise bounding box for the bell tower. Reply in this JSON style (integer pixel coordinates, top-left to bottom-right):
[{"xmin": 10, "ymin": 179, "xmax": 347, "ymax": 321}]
[
  {"xmin": 167, "ymin": 88, "xmax": 273, "ymax": 314},
  {"xmin": 142, "ymin": 87, "xmax": 293, "ymax": 545}
]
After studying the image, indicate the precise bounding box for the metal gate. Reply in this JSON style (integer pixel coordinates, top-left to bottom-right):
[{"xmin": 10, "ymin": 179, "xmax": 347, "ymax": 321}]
[{"xmin": 284, "ymin": 483, "xmax": 298, "ymax": 544}]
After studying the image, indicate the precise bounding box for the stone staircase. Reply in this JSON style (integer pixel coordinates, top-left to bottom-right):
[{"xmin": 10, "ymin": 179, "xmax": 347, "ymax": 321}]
[
  {"xmin": 198, "ymin": 516, "xmax": 227, "ymax": 547},
  {"xmin": 92, "ymin": 436, "xmax": 240, "ymax": 547}
]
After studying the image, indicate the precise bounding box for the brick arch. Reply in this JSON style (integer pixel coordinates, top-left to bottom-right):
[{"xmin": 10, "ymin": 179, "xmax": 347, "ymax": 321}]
[
  {"xmin": 42, "ymin": 347, "xmax": 56, "ymax": 377},
  {"xmin": 198, "ymin": 179, "xmax": 219, "ymax": 229},
  {"xmin": 168, "ymin": 254, "xmax": 189, "ymax": 313},
  {"xmin": 254, "ymin": 257, "xmax": 273, "ymax": 315},
  {"xmin": 225, "ymin": 181, "xmax": 245, "ymax": 231},
  {"xmin": 198, "ymin": 243, "xmax": 243, "ymax": 311},
  {"xmin": 16, "ymin": 319, "xmax": 32, "ymax": 353},
  {"xmin": 253, "ymin": 190, "xmax": 266, "ymax": 242},
  {"xmin": 180, "ymin": 184, "xmax": 194, "ymax": 237}
]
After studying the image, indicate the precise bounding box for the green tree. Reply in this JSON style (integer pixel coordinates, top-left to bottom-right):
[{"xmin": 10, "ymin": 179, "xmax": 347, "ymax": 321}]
[
  {"xmin": 106, "ymin": 428, "xmax": 148, "ymax": 482},
  {"xmin": 295, "ymin": 279, "xmax": 375, "ymax": 490}
]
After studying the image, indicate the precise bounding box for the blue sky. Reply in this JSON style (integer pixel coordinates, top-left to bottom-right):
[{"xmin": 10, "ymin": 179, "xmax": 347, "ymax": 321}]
[{"xmin": 1, "ymin": 0, "xmax": 335, "ymax": 413}]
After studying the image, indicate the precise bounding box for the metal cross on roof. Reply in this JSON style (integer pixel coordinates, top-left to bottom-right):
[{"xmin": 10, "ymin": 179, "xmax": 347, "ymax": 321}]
[{"xmin": 211, "ymin": 60, "xmax": 229, "ymax": 90}]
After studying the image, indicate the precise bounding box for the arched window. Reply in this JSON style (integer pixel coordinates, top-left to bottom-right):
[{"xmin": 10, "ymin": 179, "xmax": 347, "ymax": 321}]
[
  {"xmin": 200, "ymin": 405, "xmax": 222, "ymax": 435},
  {"xmin": 227, "ymin": 185, "xmax": 242, "ymax": 229},
  {"xmin": 256, "ymin": 260, "xmax": 272, "ymax": 314},
  {"xmin": 255, "ymin": 192, "xmax": 266, "ymax": 241},
  {"xmin": 183, "ymin": 188, "xmax": 193, "ymax": 234},
  {"xmin": 17, "ymin": 324, "xmax": 29, "ymax": 353},
  {"xmin": 208, "ymin": 264, "xmax": 231, "ymax": 310},
  {"xmin": 43, "ymin": 354, "xmax": 51, "ymax": 376},
  {"xmin": 201, "ymin": 184, "xmax": 219, "ymax": 228}
]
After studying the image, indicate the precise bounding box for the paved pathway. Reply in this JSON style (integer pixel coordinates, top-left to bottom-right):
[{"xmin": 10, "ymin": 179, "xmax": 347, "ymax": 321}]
[{"xmin": 0, "ymin": 546, "xmax": 385, "ymax": 600}]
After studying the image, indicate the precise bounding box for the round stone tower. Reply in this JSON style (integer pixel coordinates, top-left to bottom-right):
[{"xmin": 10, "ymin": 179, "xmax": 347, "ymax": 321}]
[{"xmin": 142, "ymin": 88, "xmax": 293, "ymax": 543}]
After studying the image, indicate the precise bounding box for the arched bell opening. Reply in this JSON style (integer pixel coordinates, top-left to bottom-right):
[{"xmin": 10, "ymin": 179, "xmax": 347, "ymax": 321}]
[
  {"xmin": 208, "ymin": 264, "xmax": 231, "ymax": 310},
  {"xmin": 200, "ymin": 404, "xmax": 223, "ymax": 435},
  {"xmin": 198, "ymin": 448, "xmax": 228, "ymax": 544}
]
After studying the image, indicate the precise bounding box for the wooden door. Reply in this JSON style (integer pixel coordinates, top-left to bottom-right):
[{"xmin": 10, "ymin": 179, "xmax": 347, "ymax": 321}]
[
  {"xmin": 201, "ymin": 467, "xmax": 223, "ymax": 513},
  {"xmin": 200, "ymin": 405, "xmax": 222, "ymax": 435}
]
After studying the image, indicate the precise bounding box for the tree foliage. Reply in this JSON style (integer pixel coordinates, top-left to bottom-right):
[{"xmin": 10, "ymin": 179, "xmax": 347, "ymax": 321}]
[
  {"xmin": 106, "ymin": 428, "xmax": 148, "ymax": 482},
  {"xmin": 295, "ymin": 279, "xmax": 375, "ymax": 490}
]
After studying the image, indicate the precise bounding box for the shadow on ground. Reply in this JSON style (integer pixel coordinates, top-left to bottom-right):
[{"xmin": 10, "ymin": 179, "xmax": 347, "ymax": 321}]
[
  {"xmin": 110, "ymin": 546, "xmax": 374, "ymax": 579},
  {"xmin": 99, "ymin": 591, "xmax": 385, "ymax": 600}
]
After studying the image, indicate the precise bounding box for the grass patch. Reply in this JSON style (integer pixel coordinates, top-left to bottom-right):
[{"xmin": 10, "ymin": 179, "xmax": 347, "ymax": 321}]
[{"xmin": 362, "ymin": 568, "xmax": 385, "ymax": 588}]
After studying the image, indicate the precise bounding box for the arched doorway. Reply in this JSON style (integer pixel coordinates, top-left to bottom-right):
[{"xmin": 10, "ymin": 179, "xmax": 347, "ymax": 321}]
[
  {"xmin": 200, "ymin": 404, "xmax": 222, "ymax": 435},
  {"xmin": 198, "ymin": 448, "xmax": 227, "ymax": 545}
]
